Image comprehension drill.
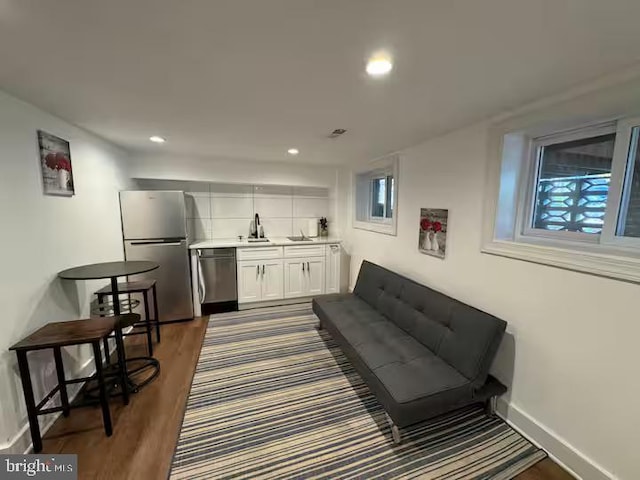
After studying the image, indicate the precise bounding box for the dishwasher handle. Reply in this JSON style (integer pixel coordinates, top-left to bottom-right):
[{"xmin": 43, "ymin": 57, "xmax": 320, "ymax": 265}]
[{"xmin": 197, "ymin": 251, "xmax": 206, "ymax": 304}]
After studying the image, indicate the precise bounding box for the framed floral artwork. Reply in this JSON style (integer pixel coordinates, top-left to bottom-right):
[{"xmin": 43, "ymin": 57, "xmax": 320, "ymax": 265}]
[
  {"xmin": 418, "ymin": 208, "xmax": 448, "ymax": 259},
  {"xmin": 37, "ymin": 130, "xmax": 74, "ymax": 196}
]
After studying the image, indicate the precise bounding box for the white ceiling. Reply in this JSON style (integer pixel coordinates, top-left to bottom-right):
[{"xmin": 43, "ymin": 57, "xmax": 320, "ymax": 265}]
[{"xmin": 1, "ymin": 0, "xmax": 640, "ymax": 165}]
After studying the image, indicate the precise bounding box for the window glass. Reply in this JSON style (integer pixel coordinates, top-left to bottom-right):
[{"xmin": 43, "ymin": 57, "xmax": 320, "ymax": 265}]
[
  {"xmin": 533, "ymin": 133, "xmax": 615, "ymax": 234},
  {"xmin": 371, "ymin": 177, "xmax": 386, "ymax": 217},
  {"xmin": 618, "ymin": 127, "xmax": 640, "ymax": 237}
]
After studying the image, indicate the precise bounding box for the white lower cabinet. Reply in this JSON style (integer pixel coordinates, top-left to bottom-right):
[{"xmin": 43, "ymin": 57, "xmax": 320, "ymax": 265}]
[
  {"xmin": 284, "ymin": 257, "xmax": 325, "ymax": 298},
  {"xmin": 284, "ymin": 259, "xmax": 306, "ymax": 298},
  {"xmin": 237, "ymin": 261, "xmax": 261, "ymax": 303},
  {"xmin": 261, "ymin": 260, "xmax": 284, "ymax": 300},
  {"xmin": 237, "ymin": 244, "xmax": 340, "ymax": 304},
  {"xmin": 305, "ymin": 257, "xmax": 326, "ymax": 296},
  {"xmin": 237, "ymin": 259, "xmax": 284, "ymax": 303},
  {"xmin": 325, "ymin": 244, "xmax": 341, "ymax": 294}
]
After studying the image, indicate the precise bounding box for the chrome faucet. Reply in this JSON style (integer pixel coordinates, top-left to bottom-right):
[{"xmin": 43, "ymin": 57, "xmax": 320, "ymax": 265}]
[{"xmin": 300, "ymin": 228, "xmax": 308, "ymax": 240}]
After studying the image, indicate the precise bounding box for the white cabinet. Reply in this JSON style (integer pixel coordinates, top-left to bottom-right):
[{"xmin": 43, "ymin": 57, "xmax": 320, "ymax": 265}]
[
  {"xmin": 284, "ymin": 257, "xmax": 325, "ymax": 298},
  {"xmin": 306, "ymin": 257, "xmax": 326, "ymax": 296},
  {"xmin": 237, "ymin": 259, "xmax": 283, "ymax": 303},
  {"xmin": 237, "ymin": 261, "xmax": 262, "ymax": 303},
  {"xmin": 261, "ymin": 260, "xmax": 284, "ymax": 300},
  {"xmin": 325, "ymin": 244, "xmax": 341, "ymax": 294},
  {"xmin": 284, "ymin": 259, "xmax": 306, "ymax": 298},
  {"xmin": 237, "ymin": 243, "xmax": 341, "ymax": 305}
]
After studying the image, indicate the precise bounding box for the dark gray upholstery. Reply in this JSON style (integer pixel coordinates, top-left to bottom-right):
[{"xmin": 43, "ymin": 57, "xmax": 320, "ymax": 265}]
[{"xmin": 313, "ymin": 261, "xmax": 507, "ymax": 429}]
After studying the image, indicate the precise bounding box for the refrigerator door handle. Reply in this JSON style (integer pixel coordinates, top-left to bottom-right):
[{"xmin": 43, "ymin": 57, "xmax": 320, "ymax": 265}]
[{"xmin": 197, "ymin": 252, "xmax": 206, "ymax": 304}]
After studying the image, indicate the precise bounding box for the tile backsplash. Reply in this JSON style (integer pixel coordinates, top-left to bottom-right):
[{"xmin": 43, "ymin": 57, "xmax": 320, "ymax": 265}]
[{"xmin": 135, "ymin": 179, "xmax": 331, "ymax": 240}]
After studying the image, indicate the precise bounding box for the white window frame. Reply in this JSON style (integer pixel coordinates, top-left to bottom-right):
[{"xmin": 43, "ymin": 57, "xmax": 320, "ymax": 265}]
[
  {"xmin": 482, "ymin": 109, "xmax": 640, "ymax": 284},
  {"xmin": 600, "ymin": 116, "xmax": 640, "ymax": 249},
  {"xmin": 353, "ymin": 154, "xmax": 399, "ymax": 236},
  {"xmin": 516, "ymin": 122, "xmax": 617, "ymax": 245}
]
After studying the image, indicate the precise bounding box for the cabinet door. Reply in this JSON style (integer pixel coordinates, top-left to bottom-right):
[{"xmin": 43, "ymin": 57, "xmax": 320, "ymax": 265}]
[
  {"xmin": 306, "ymin": 257, "xmax": 326, "ymax": 296},
  {"xmin": 261, "ymin": 260, "xmax": 284, "ymax": 301},
  {"xmin": 237, "ymin": 261, "xmax": 261, "ymax": 303},
  {"xmin": 284, "ymin": 259, "xmax": 306, "ymax": 298},
  {"xmin": 325, "ymin": 244, "xmax": 341, "ymax": 294}
]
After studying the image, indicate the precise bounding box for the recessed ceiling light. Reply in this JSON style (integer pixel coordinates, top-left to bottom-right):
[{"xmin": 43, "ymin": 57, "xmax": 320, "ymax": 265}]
[
  {"xmin": 366, "ymin": 54, "xmax": 393, "ymax": 77},
  {"xmin": 287, "ymin": 148, "xmax": 299, "ymax": 155},
  {"xmin": 149, "ymin": 136, "xmax": 166, "ymax": 144}
]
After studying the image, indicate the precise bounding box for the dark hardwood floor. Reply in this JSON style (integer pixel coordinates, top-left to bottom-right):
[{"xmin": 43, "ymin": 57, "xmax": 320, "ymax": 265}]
[{"xmin": 39, "ymin": 317, "xmax": 573, "ymax": 480}]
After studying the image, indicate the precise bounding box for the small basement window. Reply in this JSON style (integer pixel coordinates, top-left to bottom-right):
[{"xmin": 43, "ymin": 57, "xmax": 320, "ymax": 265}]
[
  {"xmin": 354, "ymin": 155, "xmax": 399, "ymax": 235},
  {"xmin": 483, "ymin": 114, "xmax": 640, "ymax": 283}
]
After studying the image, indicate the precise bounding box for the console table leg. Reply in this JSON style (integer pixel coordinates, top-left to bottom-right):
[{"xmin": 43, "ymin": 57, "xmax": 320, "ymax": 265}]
[
  {"xmin": 16, "ymin": 350, "xmax": 42, "ymax": 452},
  {"xmin": 53, "ymin": 347, "xmax": 70, "ymax": 417}
]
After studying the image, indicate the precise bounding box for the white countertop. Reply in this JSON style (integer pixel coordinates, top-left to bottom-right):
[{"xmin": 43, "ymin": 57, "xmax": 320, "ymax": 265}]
[{"xmin": 189, "ymin": 237, "xmax": 342, "ymax": 249}]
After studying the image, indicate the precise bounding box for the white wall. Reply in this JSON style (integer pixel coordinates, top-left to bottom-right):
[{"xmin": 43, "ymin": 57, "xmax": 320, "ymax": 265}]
[
  {"xmin": 0, "ymin": 91, "xmax": 132, "ymax": 453},
  {"xmin": 340, "ymin": 109, "xmax": 639, "ymax": 478}
]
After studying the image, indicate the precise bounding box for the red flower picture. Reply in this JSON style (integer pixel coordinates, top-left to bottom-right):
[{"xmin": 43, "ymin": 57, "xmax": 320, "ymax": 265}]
[
  {"xmin": 418, "ymin": 208, "xmax": 448, "ymax": 259},
  {"xmin": 38, "ymin": 130, "xmax": 74, "ymax": 196}
]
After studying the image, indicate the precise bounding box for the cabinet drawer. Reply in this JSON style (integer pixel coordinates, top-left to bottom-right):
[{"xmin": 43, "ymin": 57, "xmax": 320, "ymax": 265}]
[
  {"xmin": 284, "ymin": 245, "xmax": 325, "ymax": 258},
  {"xmin": 237, "ymin": 246, "xmax": 283, "ymax": 261}
]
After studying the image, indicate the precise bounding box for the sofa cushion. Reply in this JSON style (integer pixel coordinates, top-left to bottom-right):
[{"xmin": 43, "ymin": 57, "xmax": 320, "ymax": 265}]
[
  {"xmin": 373, "ymin": 353, "xmax": 472, "ymax": 405},
  {"xmin": 353, "ymin": 261, "xmax": 506, "ymax": 387},
  {"xmin": 353, "ymin": 334, "xmax": 430, "ymax": 370}
]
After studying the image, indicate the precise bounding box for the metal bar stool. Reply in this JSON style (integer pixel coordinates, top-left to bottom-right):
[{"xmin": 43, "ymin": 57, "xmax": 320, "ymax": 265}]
[
  {"xmin": 9, "ymin": 317, "xmax": 126, "ymax": 452},
  {"xmin": 82, "ymin": 312, "xmax": 159, "ymax": 397},
  {"xmin": 94, "ymin": 280, "xmax": 159, "ymax": 360},
  {"xmin": 91, "ymin": 298, "xmax": 149, "ymax": 363}
]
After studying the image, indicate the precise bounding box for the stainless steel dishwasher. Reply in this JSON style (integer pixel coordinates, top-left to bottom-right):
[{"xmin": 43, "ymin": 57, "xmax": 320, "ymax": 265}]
[{"xmin": 197, "ymin": 248, "xmax": 238, "ymax": 311}]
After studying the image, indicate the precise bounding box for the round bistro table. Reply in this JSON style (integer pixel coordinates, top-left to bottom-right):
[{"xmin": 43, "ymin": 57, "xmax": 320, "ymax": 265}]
[{"xmin": 59, "ymin": 261, "xmax": 160, "ymax": 396}]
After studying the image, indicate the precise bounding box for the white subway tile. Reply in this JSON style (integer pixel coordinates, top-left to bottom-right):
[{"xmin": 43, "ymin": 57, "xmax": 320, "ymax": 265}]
[
  {"xmin": 254, "ymin": 197, "xmax": 293, "ymax": 218},
  {"xmin": 293, "ymin": 197, "xmax": 329, "ymax": 217},
  {"xmin": 210, "ymin": 183, "xmax": 253, "ymax": 197},
  {"xmin": 260, "ymin": 218, "xmax": 293, "ymax": 237},
  {"xmin": 293, "ymin": 186, "xmax": 329, "ymax": 198},
  {"xmin": 193, "ymin": 218, "xmax": 212, "ymax": 240},
  {"xmin": 211, "ymin": 197, "xmax": 253, "ymax": 218},
  {"xmin": 187, "ymin": 195, "xmax": 210, "ymax": 219},
  {"xmin": 254, "ymin": 185, "xmax": 293, "ymax": 197},
  {"xmin": 211, "ymin": 218, "xmax": 252, "ymax": 239}
]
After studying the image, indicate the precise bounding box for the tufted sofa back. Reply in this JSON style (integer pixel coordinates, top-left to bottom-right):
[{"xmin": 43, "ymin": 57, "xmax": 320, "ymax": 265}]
[{"xmin": 353, "ymin": 261, "xmax": 506, "ymax": 387}]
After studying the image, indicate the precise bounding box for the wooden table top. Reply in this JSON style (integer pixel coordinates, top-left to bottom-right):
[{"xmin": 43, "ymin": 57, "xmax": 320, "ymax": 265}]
[
  {"xmin": 10, "ymin": 317, "xmax": 117, "ymax": 351},
  {"xmin": 58, "ymin": 261, "xmax": 159, "ymax": 280}
]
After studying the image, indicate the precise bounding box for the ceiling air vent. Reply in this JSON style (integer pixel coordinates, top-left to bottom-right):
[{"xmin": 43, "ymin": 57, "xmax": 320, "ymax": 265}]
[{"xmin": 328, "ymin": 128, "xmax": 347, "ymax": 139}]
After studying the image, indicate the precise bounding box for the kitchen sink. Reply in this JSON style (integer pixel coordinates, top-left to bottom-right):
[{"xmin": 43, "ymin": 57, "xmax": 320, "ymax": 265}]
[
  {"xmin": 247, "ymin": 238, "xmax": 270, "ymax": 243},
  {"xmin": 287, "ymin": 236, "xmax": 313, "ymax": 241}
]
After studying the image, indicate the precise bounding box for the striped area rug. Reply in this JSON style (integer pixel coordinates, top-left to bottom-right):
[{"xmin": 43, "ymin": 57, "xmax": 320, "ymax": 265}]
[{"xmin": 170, "ymin": 304, "xmax": 545, "ymax": 479}]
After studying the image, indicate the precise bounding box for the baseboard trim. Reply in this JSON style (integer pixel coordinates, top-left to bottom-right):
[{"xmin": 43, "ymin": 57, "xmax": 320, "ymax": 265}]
[
  {"xmin": 496, "ymin": 399, "xmax": 616, "ymax": 480},
  {"xmin": 0, "ymin": 340, "xmax": 120, "ymax": 455}
]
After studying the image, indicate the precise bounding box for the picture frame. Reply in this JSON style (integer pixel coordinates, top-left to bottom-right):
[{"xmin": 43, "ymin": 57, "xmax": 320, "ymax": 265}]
[
  {"xmin": 418, "ymin": 208, "xmax": 448, "ymax": 259},
  {"xmin": 37, "ymin": 130, "xmax": 74, "ymax": 196}
]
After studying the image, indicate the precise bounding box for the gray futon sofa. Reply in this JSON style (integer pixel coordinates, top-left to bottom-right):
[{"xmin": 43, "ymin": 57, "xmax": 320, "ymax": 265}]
[{"xmin": 312, "ymin": 261, "xmax": 507, "ymax": 443}]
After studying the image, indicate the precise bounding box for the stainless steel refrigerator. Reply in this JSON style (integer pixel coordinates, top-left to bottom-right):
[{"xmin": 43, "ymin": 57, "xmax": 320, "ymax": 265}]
[{"xmin": 120, "ymin": 190, "xmax": 193, "ymax": 322}]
